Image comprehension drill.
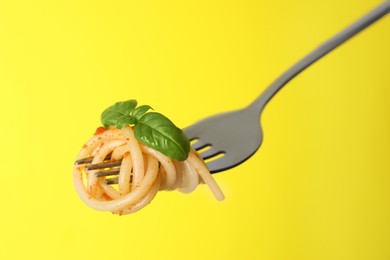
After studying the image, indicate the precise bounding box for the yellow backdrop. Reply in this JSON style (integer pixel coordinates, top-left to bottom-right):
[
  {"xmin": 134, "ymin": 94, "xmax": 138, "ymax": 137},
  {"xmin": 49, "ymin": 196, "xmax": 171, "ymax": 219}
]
[{"xmin": 0, "ymin": 0, "xmax": 389, "ymax": 259}]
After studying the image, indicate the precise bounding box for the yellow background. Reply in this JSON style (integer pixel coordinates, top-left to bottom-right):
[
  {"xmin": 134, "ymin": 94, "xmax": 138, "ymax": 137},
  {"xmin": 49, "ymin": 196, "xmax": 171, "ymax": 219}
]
[{"xmin": 0, "ymin": 0, "xmax": 389, "ymax": 259}]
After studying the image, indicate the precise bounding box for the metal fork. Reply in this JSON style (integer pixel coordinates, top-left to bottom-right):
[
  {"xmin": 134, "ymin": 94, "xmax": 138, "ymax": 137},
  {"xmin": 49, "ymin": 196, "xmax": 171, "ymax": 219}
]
[
  {"xmin": 75, "ymin": 155, "xmax": 123, "ymax": 184},
  {"xmin": 184, "ymin": 1, "xmax": 390, "ymax": 173},
  {"xmin": 75, "ymin": 2, "xmax": 390, "ymax": 175}
]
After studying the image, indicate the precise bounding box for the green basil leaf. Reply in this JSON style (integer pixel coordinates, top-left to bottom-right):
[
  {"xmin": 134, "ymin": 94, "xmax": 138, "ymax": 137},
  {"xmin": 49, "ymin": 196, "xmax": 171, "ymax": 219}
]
[
  {"xmin": 132, "ymin": 105, "xmax": 152, "ymax": 120},
  {"xmin": 134, "ymin": 112, "xmax": 190, "ymax": 161},
  {"xmin": 101, "ymin": 100, "xmax": 137, "ymax": 128},
  {"xmin": 115, "ymin": 115, "xmax": 136, "ymax": 128},
  {"xmin": 100, "ymin": 99, "xmax": 190, "ymax": 160}
]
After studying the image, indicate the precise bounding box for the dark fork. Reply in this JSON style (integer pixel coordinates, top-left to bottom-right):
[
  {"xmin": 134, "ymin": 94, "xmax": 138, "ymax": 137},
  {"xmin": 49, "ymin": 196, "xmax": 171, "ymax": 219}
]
[{"xmin": 183, "ymin": 1, "xmax": 390, "ymax": 173}]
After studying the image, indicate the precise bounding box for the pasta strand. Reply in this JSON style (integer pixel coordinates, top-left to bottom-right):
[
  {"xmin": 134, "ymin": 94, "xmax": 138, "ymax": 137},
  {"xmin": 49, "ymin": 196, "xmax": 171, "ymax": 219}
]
[{"xmin": 73, "ymin": 126, "xmax": 224, "ymax": 215}]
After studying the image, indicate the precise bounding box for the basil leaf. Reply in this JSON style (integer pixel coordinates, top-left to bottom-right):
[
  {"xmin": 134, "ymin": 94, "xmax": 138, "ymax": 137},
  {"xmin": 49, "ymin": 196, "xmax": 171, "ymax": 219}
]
[
  {"xmin": 115, "ymin": 115, "xmax": 135, "ymax": 129},
  {"xmin": 132, "ymin": 105, "xmax": 152, "ymax": 120},
  {"xmin": 101, "ymin": 100, "xmax": 137, "ymax": 128},
  {"xmin": 134, "ymin": 112, "xmax": 190, "ymax": 161},
  {"xmin": 100, "ymin": 99, "xmax": 190, "ymax": 160}
]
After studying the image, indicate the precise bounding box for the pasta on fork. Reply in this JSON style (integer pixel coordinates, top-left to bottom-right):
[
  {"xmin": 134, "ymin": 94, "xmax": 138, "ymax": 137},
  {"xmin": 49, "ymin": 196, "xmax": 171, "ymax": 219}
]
[{"xmin": 73, "ymin": 100, "xmax": 224, "ymax": 215}]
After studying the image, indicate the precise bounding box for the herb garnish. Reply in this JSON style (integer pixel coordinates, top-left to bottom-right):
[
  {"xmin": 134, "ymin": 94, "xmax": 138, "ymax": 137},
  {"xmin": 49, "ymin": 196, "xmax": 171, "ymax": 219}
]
[{"xmin": 101, "ymin": 99, "xmax": 190, "ymax": 161}]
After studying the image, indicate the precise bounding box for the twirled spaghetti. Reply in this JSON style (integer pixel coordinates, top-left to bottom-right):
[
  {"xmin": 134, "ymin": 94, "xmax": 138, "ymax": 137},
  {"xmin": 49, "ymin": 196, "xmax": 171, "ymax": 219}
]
[{"xmin": 73, "ymin": 126, "xmax": 224, "ymax": 215}]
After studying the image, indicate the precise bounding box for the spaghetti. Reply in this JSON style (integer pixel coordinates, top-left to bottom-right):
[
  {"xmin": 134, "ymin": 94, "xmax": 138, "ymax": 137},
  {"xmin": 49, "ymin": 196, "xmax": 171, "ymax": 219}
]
[{"xmin": 73, "ymin": 126, "xmax": 224, "ymax": 215}]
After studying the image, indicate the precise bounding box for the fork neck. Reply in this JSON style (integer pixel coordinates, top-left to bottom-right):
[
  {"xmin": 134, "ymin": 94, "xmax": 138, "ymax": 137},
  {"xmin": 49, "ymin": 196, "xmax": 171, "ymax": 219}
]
[{"xmin": 246, "ymin": 0, "xmax": 390, "ymax": 116}]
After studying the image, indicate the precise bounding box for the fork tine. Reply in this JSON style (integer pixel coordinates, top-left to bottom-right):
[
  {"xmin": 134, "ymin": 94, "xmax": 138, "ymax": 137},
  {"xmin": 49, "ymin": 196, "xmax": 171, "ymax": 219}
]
[
  {"xmin": 199, "ymin": 147, "xmax": 224, "ymax": 161},
  {"xmin": 75, "ymin": 154, "xmax": 112, "ymax": 165},
  {"xmin": 105, "ymin": 175, "xmax": 133, "ymax": 185},
  {"xmin": 105, "ymin": 178, "xmax": 118, "ymax": 185},
  {"xmin": 74, "ymin": 156, "xmax": 94, "ymax": 165},
  {"xmin": 191, "ymin": 140, "xmax": 210, "ymax": 151},
  {"xmin": 86, "ymin": 159, "xmax": 122, "ymax": 170},
  {"xmin": 206, "ymin": 150, "xmax": 255, "ymax": 173},
  {"xmin": 205, "ymin": 154, "xmax": 235, "ymax": 174},
  {"xmin": 95, "ymin": 169, "xmax": 120, "ymax": 177}
]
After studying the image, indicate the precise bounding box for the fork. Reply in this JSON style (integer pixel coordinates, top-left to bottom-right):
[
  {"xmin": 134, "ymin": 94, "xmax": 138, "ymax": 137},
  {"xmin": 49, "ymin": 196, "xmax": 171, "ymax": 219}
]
[
  {"xmin": 75, "ymin": 2, "xmax": 390, "ymax": 175},
  {"xmin": 184, "ymin": 1, "xmax": 390, "ymax": 173}
]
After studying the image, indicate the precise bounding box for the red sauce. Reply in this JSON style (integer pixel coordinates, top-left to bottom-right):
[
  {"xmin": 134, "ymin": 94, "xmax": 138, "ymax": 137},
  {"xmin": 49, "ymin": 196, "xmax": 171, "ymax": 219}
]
[
  {"xmin": 102, "ymin": 193, "xmax": 112, "ymax": 201},
  {"xmin": 94, "ymin": 126, "xmax": 105, "ymax": 135}
]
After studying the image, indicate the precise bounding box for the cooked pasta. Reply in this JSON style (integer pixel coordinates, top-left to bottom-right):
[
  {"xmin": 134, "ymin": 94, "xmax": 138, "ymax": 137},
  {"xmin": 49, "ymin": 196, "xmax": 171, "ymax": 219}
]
[{"xmin": 73, "ymin": 126, "xmax": 224, "ymax": 215}]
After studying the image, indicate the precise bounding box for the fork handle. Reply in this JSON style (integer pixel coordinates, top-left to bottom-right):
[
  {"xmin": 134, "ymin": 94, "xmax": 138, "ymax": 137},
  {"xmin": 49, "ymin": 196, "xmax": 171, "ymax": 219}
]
[{"xmin": 247, "ymin": 1, "xmax": 390, "ymax": 113}]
